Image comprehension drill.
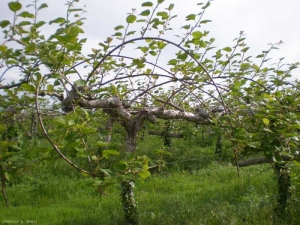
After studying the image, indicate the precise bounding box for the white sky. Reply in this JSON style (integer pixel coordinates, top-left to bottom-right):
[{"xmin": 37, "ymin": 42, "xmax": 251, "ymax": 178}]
[{"xmin": 0, "ymin": 0, "xmax": 299, "ymax": 84}]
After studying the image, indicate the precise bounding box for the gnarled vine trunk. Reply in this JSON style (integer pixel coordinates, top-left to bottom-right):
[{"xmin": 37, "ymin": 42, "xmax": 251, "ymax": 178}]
[
  {"xmin": 125, "ymin": 131, "xmax": 138, "ymax": 153},
  {"xmin": 59, "ymin": 90, "xmax": 212, "ymax": 225}
]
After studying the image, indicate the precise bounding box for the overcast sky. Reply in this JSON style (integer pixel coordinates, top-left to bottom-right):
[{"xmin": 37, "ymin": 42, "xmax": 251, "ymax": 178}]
[{"xmin": 0, "ymin": 0, "xmax": 299, "ymax": 83}]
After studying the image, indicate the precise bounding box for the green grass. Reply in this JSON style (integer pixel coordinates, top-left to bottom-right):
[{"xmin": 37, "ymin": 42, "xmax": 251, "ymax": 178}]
[
  {"xmin": 1, "ymin": 134, "xmax": 300, "ymax": 224},
  {"xmin": 1, "ymin": 159, "xmax": 299, "ymax": 225},
  {"xmin": 137, "ymin": 165, "xmax": 277, "ymax": 225}
]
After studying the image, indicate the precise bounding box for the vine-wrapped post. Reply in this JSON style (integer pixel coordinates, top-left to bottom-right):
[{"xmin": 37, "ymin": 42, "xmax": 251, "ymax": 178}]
[
  {"xmin": 120, "ymin": 181, "xmax": 139, "ymax": 225},
  {"xmin": 215, "ymin": 134, "xmax": 222, "ymax": 155},
  {"xmin": 274, "ymin": 162, "xmax": 292, "ymax": 219},
  {"xmin": 0, "ymin": 166, "xmax": 9, "ymax": 207}
]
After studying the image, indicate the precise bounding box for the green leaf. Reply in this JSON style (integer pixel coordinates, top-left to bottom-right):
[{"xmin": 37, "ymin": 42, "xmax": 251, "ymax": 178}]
[
  {"xmin": 54, "ymin": 80, "xmax": 60, "ymax": 86},
  {"xmin": 127, "ymin": 31, "xmax": 136, "ymax": 36},
  {"xmin": 181, "ymin": 24, "xmax": 190, "ymax": 30},
  {"xmin": 114, "ymin": 25, "xmax": 124, "ymax": 30},
  {"xmin": 222, "ymin": 47, "xmax": 232, "ymax": 52},
  {"xmin": 100, "ymin": 169, "xmax": 114, "ymax": 177},
  {"xmin": 240, "ymin": 63, "xmax": 251, "ymax": 71},
  {"xmin": 35, "ymin": 21, "xmax": 46, "ymax": 28},
  {"xmin": 138, "ymin": 46, "xmax": 148, "ymax": 53},
  {"xmin": 157, "ymin": 11, "xmax": 168, "ymax": 19},
  {"xmin": 158, "ymin": 0, "xmax": 165, "ymax": 4},
  {"xmin": 38, "ymin": 3, "xmax": 48, "ymax": 10},
  {"xmin": 140, "ymin": 9, "xmax": 150, "ymax": 16},
  {"xmin": 262, "ymin": 118, "xmax": 270, "ymax": 125},
  {"xmin": 149, "ymin": 51, "xmax": 157, "ymax": 56},
  {"xmin": 47, "ymin": 84, "xmax": 53, "ymax": 92},
  {"xmin": 126, "ymin": 15, "xmax": 137, "ymax": 24},
  {"xmin": 256, "ymin": 54, "xmax": 264, "ymax": 58},
  {"xmin": 202, "ymin": 1, "xmax": 211, "ymax": 9},
  {"xmin": 55, "ymin": 117, "xmax": 66, "ymax": 125},
  {"xmin": 200, "ymin": 20, "xmax": 212, "ymax": 24},
  {"xmin": 19, "ymin": 21, "xmax": 31, "ymax": 26},
  {"xmin": 65, "ymin": 140, "xmax": 80, "ymax": 148},
  {"xmin": 247, "ymin": 142, "xmax": 261, "ymax": 148},
  {"xmin": 168, "ymin": 4, "xmax": 174, "ymax": 10},
  {"xmin": 0, "ymin": 20, "xmax": 11, "ymax": 28},
  {"xmin": 186, "ymin": 14, "xmax": 196, "ymax": 21},
  {"xmin": 170, "ymin": 15, "xmax": 177, "ymax": 20},
  {"xmin": 8, "ymin": 1, "xmax": 22, "ymax": 12},
  {"xmin": 49, "ymin": 17, "xmax": 65, "ymax": 25},
  {"xmin": 91, "ymin": 155, "xmax": 98, "ymax": 161},
  {"xmin": 21, "ymin": 83, "xmax": 35, "ymax": 92},
  {"xmin": 241, "ymin": 47, "xmax": 250, "ymax": 53},
  {"xmin": 106, "ymin": 36, "xmax": 112, "ymax": 43},
  {"xmin": 67, "ymin": 119, "xmax": 75, "ymax": 126},
  {"xmin": 76, "ymin": 20, "xmax": 84, "ymax": 26},
  {"xmin": 35, "ymin": 147, "xmax": 51, "ymax": 153},
  {"xmin": 18, "ymin": 11, "xmax": 34, "ymax": 18},
  {"xmin": 80, "ymin": 126, "xmax": 97, "ymax": 134},
  {"xmin": 154, "ymin": 149, "xmax": 172, "ymax": 156},
  {"xmin": 94, "ymin": 141, "xmax": 109, "ymax": 148},
  {"xmin": 137, "ymin": 19, "xmax": 146, "ymax": 23},
  {"xmin": 74, "ymin": 79, "xmax": 86, "ymax": 86},
  {"xmin": 114, "ymin": 161, "xmax": 127, "ymax": 171},
  {"xmin": 238, "ymin": 38, "xmax": 246, "ymax": 43},
  {"xmin": 81, "ymin": 172, "xmax": 90, "ymax": 177},
  {"xmin": 69, "ymin": 8, "xmax": 83, "ymax": 12},
  {"xmin": 143, "ymin": 164, "xmax": 149, "ymax": 170},
  {"xmin": 142, "ymin": 2, "xmax": 153, "ymax": 7},
  {"xmin": 139, "ymin": 170, "xmax": 150, "ymax": 179},
  {"xmin": 102, "ymin": 150, "xmax": 120, "ymax": 159},
  {"xmin": 263, "ymin": 128, "xmax": 273, "ymax": 133},
  {"xmin": 192, "ymin": 31, "xmax": 203, "ymax": 39},
  {"xmin": 168, "ymin": 59, "xmax": 178, "ymax": 65},
  {"xmin": 293, "ymin": 160, "xmax": 300, "ymax": 167},
  {"xmin": 4, "ymin": 172, "xmax": 11, "ymax": 181},
  {"xmin": 157, "ymin": 41, "xmax": 167, "ymax": 49},
  {"xmin": 113, "ymin": 32, "xmax": 122, "ymax": 37},
  {"xmin": 25, "ymin": 43, "xmax": 36, "ymax": 52},
  {"xmin": 0, "ymin": 45, "xmax": 7, "ymax": 53},
  {"xmin": 178, "ymin": 52, "xmax": 188, "ymax": 60}
]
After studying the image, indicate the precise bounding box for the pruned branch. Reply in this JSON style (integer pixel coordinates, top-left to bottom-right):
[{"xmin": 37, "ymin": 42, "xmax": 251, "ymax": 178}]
[
  {"xmin": 39, "ymin": 91, "xmax": 64, "ymax": 101},
  {"xmin": 149, "ymin": 131, "xmax": 184, "ymax": 138},
  {"xmin": 154, "ymin": 97, "xmax": 184, "ymax": 111},
  {"xmin": 149, "ymin": 107, "xmax": 212, "ymax": 124},
  {"xmin": 236, "ymin": 155, "xmax": 296, "ymax": 167},
  {"xmin": 61, "ymin": 88, "xmax": 213, "ymax": 125}
]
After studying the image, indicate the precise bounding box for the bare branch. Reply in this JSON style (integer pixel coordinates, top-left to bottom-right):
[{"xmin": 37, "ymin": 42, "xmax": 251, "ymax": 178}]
[
  {"xmin": 0, "ymin": 81, "xmax": 28, "ymax": 89},
  {"xmin": 153, "ymin": 97, "xmax": 184, "ymax": 111}
]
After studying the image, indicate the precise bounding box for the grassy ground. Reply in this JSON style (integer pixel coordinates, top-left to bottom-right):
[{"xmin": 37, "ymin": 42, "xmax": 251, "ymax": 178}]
[
  {"xmin": 1, "ymin": 159, "xmax": 299, "ymax": 225},
  {"xmin": 0, "ymin": 136, "xmax": 299, "ymax": 224}
]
